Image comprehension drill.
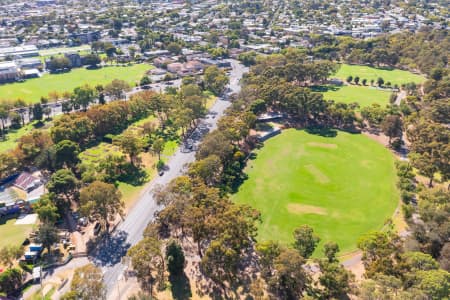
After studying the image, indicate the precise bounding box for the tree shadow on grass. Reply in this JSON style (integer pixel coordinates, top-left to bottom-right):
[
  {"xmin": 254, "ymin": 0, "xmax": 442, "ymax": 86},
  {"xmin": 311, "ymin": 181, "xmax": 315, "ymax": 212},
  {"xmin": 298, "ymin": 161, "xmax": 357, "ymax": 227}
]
[
  {"xmin": 248, "ymin": 152, "xmax": 258, "ymax": 160},
  {"xmin": 119, "ymin": 165, "xmax": 148, "ymax": 186},
  {"xmin": 310, "ymin": 85, "xmax": 342, "ymax": 93},
  {"xmin": 367, "ymin": 64, "xmax": 395, "ymax": 71},
  {"xmin": 33, "ymin": 121, "xmax": 46, "ymax": 129},
  {"xmin": 304, "ymin": 127, "xmax": 338, "ymax": 138},
  {"xmin": 169, "ymin": 273, "xmax": 192, "ymax": 300}
]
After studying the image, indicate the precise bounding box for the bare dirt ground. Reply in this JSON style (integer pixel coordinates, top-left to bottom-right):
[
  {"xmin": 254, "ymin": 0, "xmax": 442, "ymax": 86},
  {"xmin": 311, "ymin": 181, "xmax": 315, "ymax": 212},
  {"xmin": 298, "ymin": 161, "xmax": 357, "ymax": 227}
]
[{"xmin": 287, "ymin": 203, "xmax": 328, "ymax": 215}]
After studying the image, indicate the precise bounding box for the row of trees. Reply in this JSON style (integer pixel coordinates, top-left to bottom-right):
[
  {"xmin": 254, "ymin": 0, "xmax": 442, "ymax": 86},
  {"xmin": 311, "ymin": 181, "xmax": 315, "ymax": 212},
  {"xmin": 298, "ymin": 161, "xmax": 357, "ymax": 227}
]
[
  {"xmin": 0, "ymin": 87, "xmax": 153, "ymax": 181},
  {"xmin": 0, "ymin": 78, "xmax": 131, "ymax": 142},
  {"xmin": 346, "ymin": 75, "xmax": 397, "ymax": 89},
  {"xmin": 404, "ymin": 68, "xmax": 449, "ymax": 187}
]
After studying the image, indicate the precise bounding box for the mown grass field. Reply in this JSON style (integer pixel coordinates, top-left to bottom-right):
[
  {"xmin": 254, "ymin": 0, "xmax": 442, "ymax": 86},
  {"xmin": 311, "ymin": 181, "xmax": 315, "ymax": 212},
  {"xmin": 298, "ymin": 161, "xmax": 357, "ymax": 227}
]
[
  {"xmin": 335, "ymin": 64, "xmax": 426, "ymax": 86},
  {"xmin": 0, "ymin": 64, "xmax": 152, "ymax": 104},
  {"xmin": 312, "ymin": 85, "xmax": 392, "ymax": 107},
  {"xmin": 233, "ymin": 129, "xmax": 399, "ymax": 255},
  {"xmin": 0, "ymin": 218, "xmax": 34, "ymax": 248}
]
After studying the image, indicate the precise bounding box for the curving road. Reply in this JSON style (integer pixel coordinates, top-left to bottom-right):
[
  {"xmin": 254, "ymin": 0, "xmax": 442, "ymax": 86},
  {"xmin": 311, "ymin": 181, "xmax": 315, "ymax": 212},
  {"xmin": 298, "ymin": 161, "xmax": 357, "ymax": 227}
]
[{"xmin": 89, "ymin": 59, "xmax": 248, "ymax": 297}]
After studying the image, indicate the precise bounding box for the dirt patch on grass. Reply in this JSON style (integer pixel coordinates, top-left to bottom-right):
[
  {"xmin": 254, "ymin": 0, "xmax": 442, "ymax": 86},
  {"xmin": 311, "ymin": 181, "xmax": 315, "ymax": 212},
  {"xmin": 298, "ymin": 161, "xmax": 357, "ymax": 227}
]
[
  {"xmin": 360, "ymin": 160, "xmax": 375, "ymax": 168},
  {"xmin": 307, "ymin": 142, "xmax": 338, "ymax": 149},
  {"xmin": 287, "ymin": 203, "xmax": 327, "ymax": 215},
  {"xmin": 305, "ymin": 164, "xmax": 330, "ymax": 184}
]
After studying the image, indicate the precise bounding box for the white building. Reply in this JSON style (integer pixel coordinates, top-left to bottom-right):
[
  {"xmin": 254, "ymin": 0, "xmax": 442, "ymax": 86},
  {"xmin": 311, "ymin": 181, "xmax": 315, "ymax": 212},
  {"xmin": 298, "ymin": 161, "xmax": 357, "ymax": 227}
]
[{"xmin": 0, "ymin": 61, "xmax": 19, "ymax": 82}]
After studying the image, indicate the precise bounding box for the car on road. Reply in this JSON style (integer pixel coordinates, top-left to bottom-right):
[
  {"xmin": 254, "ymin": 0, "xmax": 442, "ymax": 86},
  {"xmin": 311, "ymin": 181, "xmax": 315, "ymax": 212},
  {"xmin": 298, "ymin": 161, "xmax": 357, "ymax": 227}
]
[
  {"xmin": 71, "ymin": 211, "xmax": 80, "ymax": 220},
  {"xmin": 78, "ymin": 217, "xmax": 88, "ymax": 226},
  {"xmin": 158, "ymin": 170, "xmax": 164, "ymax": 176},
  {"xmin": 93, "ymin": 222, "xmax": 101, "ymax": 235}
]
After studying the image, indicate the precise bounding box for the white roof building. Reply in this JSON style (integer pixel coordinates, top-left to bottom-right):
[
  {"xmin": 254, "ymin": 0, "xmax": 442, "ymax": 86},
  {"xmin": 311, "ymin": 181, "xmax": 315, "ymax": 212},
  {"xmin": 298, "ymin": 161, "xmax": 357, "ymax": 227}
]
[{"xmin": 0, "ymin": 61, "xmax": 19, "ymax": 81}]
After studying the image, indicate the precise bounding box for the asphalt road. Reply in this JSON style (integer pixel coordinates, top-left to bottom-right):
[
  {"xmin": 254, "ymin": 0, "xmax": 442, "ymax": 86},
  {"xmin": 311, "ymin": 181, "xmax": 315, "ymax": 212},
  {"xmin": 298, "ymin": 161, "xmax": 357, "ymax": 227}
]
[{"xmin": 87, "ymin": 59, "xmax": 248, "ymax": 296}]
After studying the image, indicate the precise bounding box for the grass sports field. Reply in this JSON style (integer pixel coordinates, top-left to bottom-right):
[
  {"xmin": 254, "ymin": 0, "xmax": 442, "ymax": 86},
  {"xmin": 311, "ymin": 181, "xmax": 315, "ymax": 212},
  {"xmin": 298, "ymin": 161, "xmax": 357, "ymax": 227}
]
[
  {"xmin": 0, "ymin": 218, "xmax": 34, "ymax": 248},
  {"xmin": 312, "ymin": 85, "xmax": 392, "ymax": 107},
  {"xmin": 335, "ymin": 64, "xmax": 426, "ymax": 86},
  {"xmin": 0, "ymin": 64, "xmax": 151, "ymax": 104},
  {"xmin": 233, "ymin": 129, "xmax": 399, "ymax": 255}
]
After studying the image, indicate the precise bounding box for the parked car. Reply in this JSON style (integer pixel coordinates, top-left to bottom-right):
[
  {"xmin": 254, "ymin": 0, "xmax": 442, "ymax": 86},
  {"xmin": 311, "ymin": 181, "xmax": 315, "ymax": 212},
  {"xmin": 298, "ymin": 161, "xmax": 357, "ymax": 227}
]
[
  {"xmin": 71, "ymin": 211, "xmax": 80, "ymax": 220},
  {"xmin": 93, "ymin": 222, "xmax": 101, "ymax": 235},
  {"xmin": 78, "ymin": 217, "xmax": 88, "ymax": 226}
]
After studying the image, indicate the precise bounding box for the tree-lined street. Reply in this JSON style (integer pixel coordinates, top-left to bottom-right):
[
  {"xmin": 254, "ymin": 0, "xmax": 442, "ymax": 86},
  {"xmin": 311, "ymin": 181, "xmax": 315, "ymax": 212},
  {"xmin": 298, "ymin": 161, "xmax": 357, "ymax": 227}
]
[{"xmin": 98, "ymin": 59, "xmax": 246, "ymax": 296}]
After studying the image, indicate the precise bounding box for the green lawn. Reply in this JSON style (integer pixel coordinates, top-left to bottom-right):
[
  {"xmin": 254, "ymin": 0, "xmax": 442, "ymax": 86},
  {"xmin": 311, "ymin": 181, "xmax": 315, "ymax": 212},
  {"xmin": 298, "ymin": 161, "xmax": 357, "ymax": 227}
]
[
  {"xmin": 0, "ymin": 218, "xmax": 34, "ymax": 247},
  {"xmin": 0, "ymin": 64, "xmax": 152, "ymax": 104},
  {"xmin": 312, "ymin": 85, "xmax": 392, "ymax": 107},
  {"xmin": 335, "ymin": 64, "xmax": 426, "ymax": 86},
  {"xmin": 233, "ymin": 129, "xmax": 399, "ymax": 255}
]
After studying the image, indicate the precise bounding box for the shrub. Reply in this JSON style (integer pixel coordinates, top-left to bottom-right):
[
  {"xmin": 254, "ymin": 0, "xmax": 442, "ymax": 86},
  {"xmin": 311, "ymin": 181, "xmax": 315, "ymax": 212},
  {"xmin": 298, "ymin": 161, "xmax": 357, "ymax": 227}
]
[
  {"xmin": 156, "ymin": 160, "xmax": 165, "ymax": 171},
  {"xmin": 402, "ymin": 204, "xmax": 414, "ymax": 220}
]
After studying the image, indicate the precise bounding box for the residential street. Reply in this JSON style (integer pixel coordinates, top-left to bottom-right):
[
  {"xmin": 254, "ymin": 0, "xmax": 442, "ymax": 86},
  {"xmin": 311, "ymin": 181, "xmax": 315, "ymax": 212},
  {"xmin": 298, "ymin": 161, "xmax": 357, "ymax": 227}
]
[{"xmin": 93, "ymin": 59, "xmax": 247, "ymax": 297}]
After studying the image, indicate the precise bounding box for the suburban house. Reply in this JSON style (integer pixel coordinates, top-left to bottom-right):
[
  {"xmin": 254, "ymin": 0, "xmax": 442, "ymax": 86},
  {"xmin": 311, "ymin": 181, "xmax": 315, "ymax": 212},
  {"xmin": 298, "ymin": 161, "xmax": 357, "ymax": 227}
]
[
  {"xmin": 167, "ymin": 61, "xmax": 204, "ymax": 77},
  {"xmin": 198, "ymin": 58, "xmax": 231, "ymax": 69},
  {"xmin": 69, "ymin": 30, "xmax": 101, "ymax": 44},
  {"xmin": 143, "ymin": 50, "xmax": 170, "ymax": 59},
  {"xmin": 153, "ymin": 56, "xmax": 176, "ymax": 68},
  {"xmin": 166, "ymin": 62, "xmax": 184, "ymax": 74},
  {"xmin": 13, "ymin": 172, "xmax": 42, "ymax": 193},
  {"xmin": 0, "ymin": 172, "xmax": 45, "ymax": 218},
  {"xmin": 183, "ymin": 60, "xmax": 204, "ymax": 73}
]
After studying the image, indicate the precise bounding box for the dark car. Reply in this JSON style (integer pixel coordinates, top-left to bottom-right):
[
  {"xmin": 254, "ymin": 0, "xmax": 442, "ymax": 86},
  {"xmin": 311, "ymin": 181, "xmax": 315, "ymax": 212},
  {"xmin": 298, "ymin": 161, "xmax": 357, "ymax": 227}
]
[{"xmin": 93, "ymin": 222, "xmax": 101, "ymax": 235}]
